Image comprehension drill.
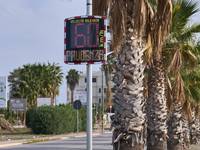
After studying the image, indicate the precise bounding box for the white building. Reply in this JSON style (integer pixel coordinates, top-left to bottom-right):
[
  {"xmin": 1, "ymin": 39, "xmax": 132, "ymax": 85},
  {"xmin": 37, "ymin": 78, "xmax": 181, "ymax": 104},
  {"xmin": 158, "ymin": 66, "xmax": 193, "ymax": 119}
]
[{"xmin": 66, "ymin": 70, "xmax": 115, "ymax": 104}]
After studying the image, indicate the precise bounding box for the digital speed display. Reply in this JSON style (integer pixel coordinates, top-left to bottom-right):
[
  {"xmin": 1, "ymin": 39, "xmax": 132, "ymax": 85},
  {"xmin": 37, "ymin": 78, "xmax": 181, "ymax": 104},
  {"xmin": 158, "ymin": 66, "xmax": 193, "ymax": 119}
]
[{"xmin": 64, "ymin": 16, "xmax": 107, "ymax": 64}]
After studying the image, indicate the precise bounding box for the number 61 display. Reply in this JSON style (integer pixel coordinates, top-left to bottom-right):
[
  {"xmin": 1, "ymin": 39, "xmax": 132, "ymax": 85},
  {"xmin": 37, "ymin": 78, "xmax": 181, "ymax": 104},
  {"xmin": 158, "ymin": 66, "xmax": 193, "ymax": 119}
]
[{"xmin": 64, "ymin": 16, "xmax": 107, "ymax": 64}]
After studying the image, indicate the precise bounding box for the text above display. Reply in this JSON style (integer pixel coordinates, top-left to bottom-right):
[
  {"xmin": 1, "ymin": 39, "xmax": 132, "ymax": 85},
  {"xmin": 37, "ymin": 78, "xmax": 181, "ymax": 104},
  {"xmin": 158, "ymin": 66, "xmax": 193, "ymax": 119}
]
[{"xmin": 64, "ymin": 16, "xmax": 107, "ymax": 64}]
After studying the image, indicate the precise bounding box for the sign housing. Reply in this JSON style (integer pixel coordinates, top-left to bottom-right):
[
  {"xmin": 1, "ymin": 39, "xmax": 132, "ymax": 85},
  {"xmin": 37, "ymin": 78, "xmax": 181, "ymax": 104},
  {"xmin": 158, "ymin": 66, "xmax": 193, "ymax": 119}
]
[{"xmin": 64, "ymin": 16, "xmax": 107, "ymax": 65}]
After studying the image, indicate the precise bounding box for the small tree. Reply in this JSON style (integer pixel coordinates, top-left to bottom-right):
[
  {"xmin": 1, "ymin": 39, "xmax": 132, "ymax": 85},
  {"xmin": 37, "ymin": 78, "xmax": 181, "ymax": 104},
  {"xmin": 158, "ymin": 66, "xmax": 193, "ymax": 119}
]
[{"xmin": 66, "ymin": 69, "xmax": 80, "ymax": 103}]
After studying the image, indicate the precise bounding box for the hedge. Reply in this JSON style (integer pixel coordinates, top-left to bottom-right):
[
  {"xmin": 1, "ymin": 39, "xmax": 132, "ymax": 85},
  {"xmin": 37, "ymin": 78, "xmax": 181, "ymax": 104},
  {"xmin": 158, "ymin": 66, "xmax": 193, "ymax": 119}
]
[{"xmin": 26, "ymin": 104, "xmax": 95, "ymax": 134}]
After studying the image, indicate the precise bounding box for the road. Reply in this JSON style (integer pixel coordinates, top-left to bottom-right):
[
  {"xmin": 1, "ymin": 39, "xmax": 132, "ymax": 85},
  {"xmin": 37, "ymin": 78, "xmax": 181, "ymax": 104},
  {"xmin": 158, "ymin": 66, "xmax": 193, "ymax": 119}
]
[{"xmin": 0, "ymin": 132, "xmax": 113, "ymax": 150}]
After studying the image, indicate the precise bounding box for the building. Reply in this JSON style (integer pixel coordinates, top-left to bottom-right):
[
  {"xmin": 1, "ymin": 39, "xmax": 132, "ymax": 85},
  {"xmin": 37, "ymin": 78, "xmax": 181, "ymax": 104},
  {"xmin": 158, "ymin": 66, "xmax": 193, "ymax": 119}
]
[{"xmin": 66, "ymin": 70, "xmax": 115, "ymax": 104}]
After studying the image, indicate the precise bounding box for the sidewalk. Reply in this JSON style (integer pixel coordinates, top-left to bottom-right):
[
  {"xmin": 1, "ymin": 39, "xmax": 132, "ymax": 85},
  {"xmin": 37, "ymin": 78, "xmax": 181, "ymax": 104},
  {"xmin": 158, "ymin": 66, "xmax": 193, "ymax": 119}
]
[{"xmin": 0, "ymin": 130, "xmax": 112, "ymax": 148}]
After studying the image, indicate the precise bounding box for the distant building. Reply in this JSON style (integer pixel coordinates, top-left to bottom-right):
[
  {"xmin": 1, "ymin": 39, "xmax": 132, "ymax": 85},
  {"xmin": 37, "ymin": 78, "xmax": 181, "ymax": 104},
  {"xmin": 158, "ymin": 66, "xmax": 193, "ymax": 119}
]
[{"xmin": 66, "ymin": 70, "xmax": 115, "ymax": 104}]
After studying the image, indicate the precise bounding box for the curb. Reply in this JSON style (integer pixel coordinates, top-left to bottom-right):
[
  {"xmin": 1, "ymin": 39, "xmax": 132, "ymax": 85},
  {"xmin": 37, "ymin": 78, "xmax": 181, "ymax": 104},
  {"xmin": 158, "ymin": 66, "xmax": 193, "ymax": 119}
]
[
  {"xmin": 0, "ymin": 143, "xmax": 22, "ymax": 148},
  {"xmin": 0, "ymin": 131, "xmax": 112, "ymax": 148}
]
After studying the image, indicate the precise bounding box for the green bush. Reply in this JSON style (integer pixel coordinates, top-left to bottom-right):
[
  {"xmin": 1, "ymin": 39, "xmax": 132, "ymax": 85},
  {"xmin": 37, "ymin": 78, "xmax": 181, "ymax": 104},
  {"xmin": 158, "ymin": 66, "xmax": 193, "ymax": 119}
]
[{"xmin": 26, "ymin": 104, "xmax": 95, "ymax": 134}]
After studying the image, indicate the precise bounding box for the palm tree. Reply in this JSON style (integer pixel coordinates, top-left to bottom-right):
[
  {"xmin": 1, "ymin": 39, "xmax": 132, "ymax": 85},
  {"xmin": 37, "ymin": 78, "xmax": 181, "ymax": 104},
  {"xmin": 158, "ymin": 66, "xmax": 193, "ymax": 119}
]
[
  {"xmin": 93, "ymin": 0, "xmax": 173, "ymax": 149},
  {"xmin": 181, "ymin": 65, "xmax": 200, "ymax": 144},
  {"xmin": 102, "ymin": 55, "xmax": 115, "ymax": 110},
  {"xmin": 9, "ymin": 63, "xmax": 64, "ymax": 107},
  {"xmin": 163, "ymin": 1, "xmax": 200, "ymax": 149},
  {"xmin": 66, "ymin": 69, "xmax": 80, "ymax": 103},
  {"xmin": 94, "ymin": 1, "xmax": 147, "ymax": 149},
  {"xmin": 133, "ymin": 1, "xmax": 172, "ymax": 150},
  {"xmin": 37, "ymin": 63, "xmax": 64, "ymax": 105}
]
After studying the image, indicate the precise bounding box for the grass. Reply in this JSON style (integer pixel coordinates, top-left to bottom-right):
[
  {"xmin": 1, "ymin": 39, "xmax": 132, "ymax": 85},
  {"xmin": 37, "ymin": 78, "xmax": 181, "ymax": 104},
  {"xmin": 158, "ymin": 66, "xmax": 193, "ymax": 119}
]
[
  {"xmin": 24, "ymin": 138, "xmax": 61, "ymax": 144},
  {"xmin": 0, "ymin": 128, "xmax": 51, "ymax": 142}
]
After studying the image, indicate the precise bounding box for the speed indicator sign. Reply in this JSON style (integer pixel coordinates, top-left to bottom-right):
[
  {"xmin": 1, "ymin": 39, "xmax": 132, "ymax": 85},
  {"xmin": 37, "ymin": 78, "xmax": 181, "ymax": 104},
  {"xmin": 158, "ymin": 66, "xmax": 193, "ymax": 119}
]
[{"xmin": 64, "ymin": 16, "xmax": 107, "ymax": 65}]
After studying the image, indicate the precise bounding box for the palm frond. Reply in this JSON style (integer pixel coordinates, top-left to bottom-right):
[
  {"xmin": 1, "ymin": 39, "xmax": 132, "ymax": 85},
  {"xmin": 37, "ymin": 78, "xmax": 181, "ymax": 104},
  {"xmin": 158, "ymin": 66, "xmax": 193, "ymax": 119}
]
[
  {"xmin": 143, "ymin": 34, "xmax": 153, "ymax": 66},
  {"xmin": 109, "ymin": 0, "xmax": 126, "ymax": 52},
  {"xmin": 182, "ymin": 43, "xmax": 198, "ymax": 68},
  {"xmin": 133, "ymin": 0, "xmax": 154, "ymax": 40},
  {"xmin": 166, "ymin": 76, "xmax": 173, "ymax": 112},
  {"xmin": 156, "ymin": 0, "xmax": 173, "ymax": 43},
  {"xmin": 92, "ymin": 0, "xmax": 111, "ymax": 16},
  {"xmin": 178, "ymin": 23, "xmax": 200, "ymax": 41},
  {"xmin": 167, "ymin": 48, "xmax": 182, "ymax": 75},
  {"xmin": 172, "ymin": 0, "xmax": 199, "ymax": 35},
  {"xmin": 182, "ymin": 97, "xmax": 192, "ymax": 120},
  {"xmin": 173, "ymin": 74, "xmax": 185, "ymax": 105}
]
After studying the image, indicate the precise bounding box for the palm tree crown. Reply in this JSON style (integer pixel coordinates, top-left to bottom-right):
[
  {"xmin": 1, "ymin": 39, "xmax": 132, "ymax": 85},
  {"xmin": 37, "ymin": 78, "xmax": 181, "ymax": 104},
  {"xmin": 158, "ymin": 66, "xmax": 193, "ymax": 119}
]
[{"xmin": 66, "ymin": 69, "xmax": 80, "ymax": 103}]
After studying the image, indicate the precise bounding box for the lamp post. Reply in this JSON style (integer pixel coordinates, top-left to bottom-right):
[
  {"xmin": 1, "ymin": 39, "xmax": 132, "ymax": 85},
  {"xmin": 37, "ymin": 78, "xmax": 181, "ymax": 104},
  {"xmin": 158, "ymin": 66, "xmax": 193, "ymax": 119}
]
[
  {"xmin": 101, "ymin": 64, "xmax": 104, "ymax": 133},
  {"xmin": 55, "ymin": 63, "xmax": 59, "ymax": 106}
]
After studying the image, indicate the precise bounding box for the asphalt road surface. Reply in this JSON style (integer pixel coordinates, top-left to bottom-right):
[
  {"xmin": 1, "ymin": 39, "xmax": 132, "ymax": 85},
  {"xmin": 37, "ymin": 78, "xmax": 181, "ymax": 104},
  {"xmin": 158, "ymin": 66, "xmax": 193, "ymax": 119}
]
[{"xmin": 0, "ymin": 132, "xmax": 113, "ymax": 150}]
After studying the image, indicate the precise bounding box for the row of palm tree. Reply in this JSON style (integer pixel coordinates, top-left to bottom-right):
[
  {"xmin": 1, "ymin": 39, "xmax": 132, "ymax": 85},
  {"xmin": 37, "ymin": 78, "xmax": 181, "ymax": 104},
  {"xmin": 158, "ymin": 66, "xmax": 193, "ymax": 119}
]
[
  {"xmin": 8, "ymin": 62, "xmax": 64, "ymax": 107},
  {"xmin": 93, "ymin": 0, "xmax": 200, "ymax": 150},
  {"xmin": 165, "ymin": 1, "xmax": 200, "ymax": 149}
]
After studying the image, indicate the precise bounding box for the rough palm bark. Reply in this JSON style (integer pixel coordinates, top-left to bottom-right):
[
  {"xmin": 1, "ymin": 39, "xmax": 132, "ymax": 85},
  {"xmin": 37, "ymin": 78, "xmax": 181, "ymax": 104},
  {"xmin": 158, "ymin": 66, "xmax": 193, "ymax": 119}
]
[
  {"xmin": 182, "ymin": 114, "xmax": 190, "ymax": 148},
  {"xmin": 166, "ymin": 74, "xmax": 186, "ymax": 150},
  {"xmin": 146, "ymin": 58, "xmax": 168, "ymax": 150},
  {"xmin": 111, "ymin": 27, "xmax": 146, "ymax": 150},
  {"xmin": 195, "ymin": 116, "xmax": 200, "ymax": 139},
  {"xmin": 189, "ymin": 109, "xmax": 198, "ymax": 144},
  {"xmin": 167, "ymin": 101, "xmax": 184, "ymax": 150},
  {"xmin": 70, "ymin": 84, "xmax": 75, "ymax": 103}
]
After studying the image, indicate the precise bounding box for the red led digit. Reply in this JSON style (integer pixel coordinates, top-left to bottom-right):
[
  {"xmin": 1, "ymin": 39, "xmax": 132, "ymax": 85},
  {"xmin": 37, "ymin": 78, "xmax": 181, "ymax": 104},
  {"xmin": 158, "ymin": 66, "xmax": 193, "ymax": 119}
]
[
  {"xmin": 75, "ymin": 23, "xmax": 86, "ymax": 48},
  {"xmin": 87, "ymin": 23, "xmax": 99, "ymax": 47}
]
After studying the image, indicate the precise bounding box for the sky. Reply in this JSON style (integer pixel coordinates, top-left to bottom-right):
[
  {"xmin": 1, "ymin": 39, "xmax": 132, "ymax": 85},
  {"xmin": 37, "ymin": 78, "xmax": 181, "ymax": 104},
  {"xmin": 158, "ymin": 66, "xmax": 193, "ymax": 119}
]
[{"xmin": 0, "ymin": 0, "xmax": 200, "ymax": 105}]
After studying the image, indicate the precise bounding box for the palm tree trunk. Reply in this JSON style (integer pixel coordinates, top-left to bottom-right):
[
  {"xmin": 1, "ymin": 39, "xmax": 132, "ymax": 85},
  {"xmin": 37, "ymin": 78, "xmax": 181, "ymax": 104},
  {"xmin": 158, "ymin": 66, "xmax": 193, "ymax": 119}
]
[
  {"xmin": 71, "ymin": 90, "xmax": 74, "ymax": 103},
  {"xmin": 167, "ymin": 99, "xmax": 184, "ymax": 150},
  {"xmin": 190, "ymin": 109, "xmax": 198, "ymax": 144},
  {"xmin": 111, "ymin": 27, "xmax": 146, "ymax": 150},
  {"xmin": 105, "ymin": 81, "xmax": 112, "ymax": 110},
  {"xmin": 182, "ymin": 114, "xmax": 190, "ymax": 148},
  {"xmin": 146, "ymin": 58, "xmax": 168, "ymax": 150},
  {"xmin": 196, "ymin": 116, "xmax": 200, "ymax": 139}
]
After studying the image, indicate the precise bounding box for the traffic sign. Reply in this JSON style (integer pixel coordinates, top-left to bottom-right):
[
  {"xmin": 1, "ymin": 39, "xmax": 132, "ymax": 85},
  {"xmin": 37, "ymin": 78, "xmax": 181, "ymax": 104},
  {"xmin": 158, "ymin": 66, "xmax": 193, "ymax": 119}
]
[
  {"xmin": 73, "ymin": 100, "xmax": 82, "ymax": 110},
  {"xmin": 64, "ymin": 16, "xmax": 107, "ymax": 64}
]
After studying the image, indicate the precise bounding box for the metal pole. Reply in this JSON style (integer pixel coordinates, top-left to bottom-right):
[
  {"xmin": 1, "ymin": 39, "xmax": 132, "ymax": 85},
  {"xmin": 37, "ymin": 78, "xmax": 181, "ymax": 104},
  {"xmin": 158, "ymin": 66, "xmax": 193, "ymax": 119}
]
[
  {"xmin": 87, "ymin": 0, "xmax": 92, "ymax": 16},
  {"xmin": 86, "ymin": 1, "xmax": 92, "ymax": 150},
  {"xmin": 17, "ymin": 111, "xmax": 18, "ymax": 126},
  {"xmin": 102, "ymin": 66, "xmax": 104, "ymax": 132},
  {"xmin": 87, "ymin": 64, "xmax": 92, "ymax": 150},
  {"xmin": 10, "ymin": 111, "xmax": 12, "ymax": 126},
  {"xmin": 77, "ymin": 102, "xmax": 78, "ymax": 135},
  {"xmin": 55, "ymin": 64, "xmax": 56, "ymax": 106}
]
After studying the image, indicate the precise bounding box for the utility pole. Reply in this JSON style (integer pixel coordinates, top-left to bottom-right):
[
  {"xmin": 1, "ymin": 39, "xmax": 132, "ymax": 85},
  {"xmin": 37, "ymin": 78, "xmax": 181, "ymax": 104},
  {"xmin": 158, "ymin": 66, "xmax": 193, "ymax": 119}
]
[
  {"xmin": 102, "ymin": 65, "xmax": 104, "ymax": 132},
  {"xmin": 86, "ymin": 1, "xmax": 92, "ymax": 150}
]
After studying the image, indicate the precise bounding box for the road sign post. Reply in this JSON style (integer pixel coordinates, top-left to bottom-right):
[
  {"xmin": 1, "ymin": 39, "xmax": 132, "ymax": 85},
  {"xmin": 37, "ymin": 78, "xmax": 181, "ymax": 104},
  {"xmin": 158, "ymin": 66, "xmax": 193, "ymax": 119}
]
[
  {"xmin": 10, "ymin": 98, "xmax": 27, "ymax": 126},
  {"xmin": 64, "ymin": 1, "xmax": 107, "ymax": 149},
  {"xmin": 73, "ymin": 100, "xmax": 82, "ymax": 136}
]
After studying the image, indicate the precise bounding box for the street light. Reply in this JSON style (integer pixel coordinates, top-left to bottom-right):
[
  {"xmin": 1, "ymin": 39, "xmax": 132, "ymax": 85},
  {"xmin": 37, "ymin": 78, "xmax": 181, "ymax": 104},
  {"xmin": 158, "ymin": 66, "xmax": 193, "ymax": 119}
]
[
  {"xmin": 101, "ymin": 64, "xmax": 104, "ymax": 133},
  {"xmin": 55, "ymin": 63, "xmax": 59, "ymax": 106}
]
